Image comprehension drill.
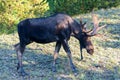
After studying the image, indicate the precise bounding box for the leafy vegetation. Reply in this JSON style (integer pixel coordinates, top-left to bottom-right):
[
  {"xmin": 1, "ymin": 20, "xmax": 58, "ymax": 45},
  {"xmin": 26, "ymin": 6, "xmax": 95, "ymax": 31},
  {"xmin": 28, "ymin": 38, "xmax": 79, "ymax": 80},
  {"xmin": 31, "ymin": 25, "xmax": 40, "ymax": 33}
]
[
  {"xmin": 0, "ymin": 7, "xmax": 120, "ymax": 80},
  {"xmin": 0, "ymin": 0, "xmax": 49, "ymax": 34},
  {"xmin": 51, "ymin": 0, "xmax": 120, "ymax": 15},
  {"xmin": 0, "ymin": 0, "xmax": 120, "ymax": 34}
]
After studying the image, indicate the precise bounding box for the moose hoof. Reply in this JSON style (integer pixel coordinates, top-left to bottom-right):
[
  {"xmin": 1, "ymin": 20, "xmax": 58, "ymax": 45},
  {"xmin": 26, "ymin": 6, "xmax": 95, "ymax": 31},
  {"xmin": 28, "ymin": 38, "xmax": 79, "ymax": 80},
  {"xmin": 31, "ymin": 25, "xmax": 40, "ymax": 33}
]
[
  {"xmin": 74, "ymin": 71, "xmax": 79, "ymax": 76},
  {"xmin": 72, "ymin": 66, "xmax": 78, "ymax": 72},
  {"xmin": 80, "ymin": 57, "xmax": 83, "ymax": 61},
  {"xmin": 52, "ymin": 66, "xmax": 57, "ymax": 72},
  {"xmin": 19, "ymin": 71, "xmax": 28, "ymax": 76},
  {"xmin": 72, "ymin": 68, "xmax": 77, "ymax": 73},
  {"xmin": 72, "ymin": 68, "xmax": 79, "ymax": 76},
  {"xmin": 18, "ymin": 68, "xmax": 28, "ymax": 76}
]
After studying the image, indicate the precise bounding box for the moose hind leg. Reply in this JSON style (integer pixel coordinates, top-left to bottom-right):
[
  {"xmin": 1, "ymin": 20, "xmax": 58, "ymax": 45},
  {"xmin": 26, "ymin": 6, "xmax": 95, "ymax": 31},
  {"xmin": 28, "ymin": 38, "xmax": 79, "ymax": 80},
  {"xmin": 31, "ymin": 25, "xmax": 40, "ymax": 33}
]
[
  {"xmin": 52, "ymin": 41, "xmax": 61, "ymax": 72},
  {"xmin": 15, "ymin": 43, "xmax": 27, "ymax": 76}
]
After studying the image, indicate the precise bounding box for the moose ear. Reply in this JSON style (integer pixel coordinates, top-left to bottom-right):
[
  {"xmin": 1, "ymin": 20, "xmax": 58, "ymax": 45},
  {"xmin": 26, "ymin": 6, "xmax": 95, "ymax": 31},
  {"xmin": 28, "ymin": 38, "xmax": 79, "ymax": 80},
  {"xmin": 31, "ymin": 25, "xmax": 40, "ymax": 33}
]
[
  {"xmin": 79, "ymin": 17, "xmax": 86, "ymax": 25},
  {"xmin": 83, "ymin": 22, "xmax": 86, "ymax": 26},
  {"xmin": 83, "ymin": 22, "xmax": 87, "ymax": 29},
  {"xmin": 79, "ymin": 18, "xmax": 83, "ymax": 24}
]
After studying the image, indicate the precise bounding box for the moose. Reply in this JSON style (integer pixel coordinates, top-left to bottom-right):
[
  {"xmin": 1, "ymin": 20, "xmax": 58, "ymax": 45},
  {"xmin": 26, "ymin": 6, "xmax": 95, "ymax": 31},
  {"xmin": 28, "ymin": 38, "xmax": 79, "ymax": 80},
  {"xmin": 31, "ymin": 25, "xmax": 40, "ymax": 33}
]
[{"xmin": 14, "ymin": 12, "xmax": 106, "ymax": 76}]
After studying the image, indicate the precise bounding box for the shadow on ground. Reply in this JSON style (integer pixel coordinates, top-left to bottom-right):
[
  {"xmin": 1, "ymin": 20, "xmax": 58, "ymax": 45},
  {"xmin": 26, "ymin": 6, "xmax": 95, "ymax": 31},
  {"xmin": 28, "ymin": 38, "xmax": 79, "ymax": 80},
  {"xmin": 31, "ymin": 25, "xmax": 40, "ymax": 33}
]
[{"xmin": 0, "ymin": 42, "xmax": 120, "ymax": 80}]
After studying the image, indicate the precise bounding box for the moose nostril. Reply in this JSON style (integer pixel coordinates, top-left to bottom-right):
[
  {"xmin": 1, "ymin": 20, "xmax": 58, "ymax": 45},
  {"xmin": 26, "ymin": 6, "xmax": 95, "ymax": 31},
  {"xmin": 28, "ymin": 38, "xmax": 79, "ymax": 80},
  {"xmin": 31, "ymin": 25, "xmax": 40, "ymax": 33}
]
[{"xmin": 87, "ymin": 49, "xmax": 94, "ymax": 55}]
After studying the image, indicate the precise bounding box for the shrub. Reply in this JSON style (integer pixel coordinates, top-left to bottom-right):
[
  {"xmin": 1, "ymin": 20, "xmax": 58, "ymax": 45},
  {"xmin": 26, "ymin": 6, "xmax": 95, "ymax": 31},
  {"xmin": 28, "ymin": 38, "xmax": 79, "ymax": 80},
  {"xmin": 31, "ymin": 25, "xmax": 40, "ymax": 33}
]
[
  {"xmin": 0, "ymin": 0, "xmax": 49, "ymax": 34},
  {"xmin": 49, "ymin": 0, "xmax": 120, "ymax": 15}
]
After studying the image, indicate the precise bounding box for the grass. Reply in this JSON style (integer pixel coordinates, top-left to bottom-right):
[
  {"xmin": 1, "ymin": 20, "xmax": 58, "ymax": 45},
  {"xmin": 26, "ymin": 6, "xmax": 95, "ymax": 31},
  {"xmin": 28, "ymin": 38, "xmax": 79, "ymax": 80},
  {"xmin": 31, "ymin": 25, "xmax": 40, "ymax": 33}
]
[{"xmin": 0, "ymin": 7, "xmax": 120, "ymax": 80}]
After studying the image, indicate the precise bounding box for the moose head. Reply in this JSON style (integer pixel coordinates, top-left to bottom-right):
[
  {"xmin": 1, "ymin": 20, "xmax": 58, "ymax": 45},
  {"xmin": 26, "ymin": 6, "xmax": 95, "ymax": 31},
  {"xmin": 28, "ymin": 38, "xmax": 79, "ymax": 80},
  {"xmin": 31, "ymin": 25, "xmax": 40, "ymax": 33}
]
[{"xmin": 77, "ymin": 12, "xmax": 107, "ymax": 60}]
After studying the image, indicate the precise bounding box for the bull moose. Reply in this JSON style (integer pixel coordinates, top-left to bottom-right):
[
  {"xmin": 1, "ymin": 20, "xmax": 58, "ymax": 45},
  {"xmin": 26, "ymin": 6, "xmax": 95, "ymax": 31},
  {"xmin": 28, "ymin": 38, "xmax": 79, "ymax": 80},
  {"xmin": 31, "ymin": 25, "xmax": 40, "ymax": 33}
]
[{"xmin": 14, "ymin": 13, "xmax": 106, "ymax": 76}]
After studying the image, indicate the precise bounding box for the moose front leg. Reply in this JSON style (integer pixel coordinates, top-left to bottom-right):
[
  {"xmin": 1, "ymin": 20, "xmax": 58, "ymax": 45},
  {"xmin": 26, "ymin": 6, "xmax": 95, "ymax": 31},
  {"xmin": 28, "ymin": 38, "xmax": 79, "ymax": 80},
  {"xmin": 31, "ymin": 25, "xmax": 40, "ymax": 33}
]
[
  {"xmin": 62, "ymin": 40, "xmax": 77, "ymax": 73},
  {"xmin": 80, "ymin": 45, "xmax": 83, "ymax": 60},
  {"xmin": 14, "ymin": 43, "xmax": 27, "ymax": 76},
  {"xmin": 52, "ymin": 41, "xmax": 61, "ymax": 72}
]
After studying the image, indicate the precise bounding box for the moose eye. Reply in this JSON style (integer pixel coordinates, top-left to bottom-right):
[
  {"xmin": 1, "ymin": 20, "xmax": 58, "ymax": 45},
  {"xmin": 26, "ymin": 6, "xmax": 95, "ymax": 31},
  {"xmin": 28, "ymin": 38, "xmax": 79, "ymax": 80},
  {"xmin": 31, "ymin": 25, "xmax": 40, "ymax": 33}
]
[
  {"xmin": 82, "ymin": 32, "xmax": 87, "ymax": 36},
  {"xmin": 82, "ymin": 32, "xmax": 85, "ymax": 35}
]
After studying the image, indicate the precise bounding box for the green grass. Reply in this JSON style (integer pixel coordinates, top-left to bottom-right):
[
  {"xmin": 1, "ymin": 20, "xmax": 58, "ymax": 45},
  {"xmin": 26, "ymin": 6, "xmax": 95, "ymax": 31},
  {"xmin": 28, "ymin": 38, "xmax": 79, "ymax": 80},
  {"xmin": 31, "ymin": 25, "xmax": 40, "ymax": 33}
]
[{"xmin": 0, "ymin": 7, "xmax": 120, "ymax": 80}]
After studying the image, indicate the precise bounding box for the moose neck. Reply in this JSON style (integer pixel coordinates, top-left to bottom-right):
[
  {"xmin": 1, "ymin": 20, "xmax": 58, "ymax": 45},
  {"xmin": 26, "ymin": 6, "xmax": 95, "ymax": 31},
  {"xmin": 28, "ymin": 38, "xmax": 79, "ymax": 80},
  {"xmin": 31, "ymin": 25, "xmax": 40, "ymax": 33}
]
[{"xmin": 70, "ymin": 20, "xmax": 82, "ymax": 39}]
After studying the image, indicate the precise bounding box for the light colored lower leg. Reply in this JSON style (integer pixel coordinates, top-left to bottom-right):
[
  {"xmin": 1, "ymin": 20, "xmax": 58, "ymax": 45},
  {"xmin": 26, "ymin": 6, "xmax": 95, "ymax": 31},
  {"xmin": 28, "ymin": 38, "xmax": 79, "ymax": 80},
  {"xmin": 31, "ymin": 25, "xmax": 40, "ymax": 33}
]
[
  {"xmin": 14, "ymin": 44, "xmax": 20, "ymax": 51},
  {"xmin": 54, "ymin": 52, "xmax": 58, "ymax": 61}
]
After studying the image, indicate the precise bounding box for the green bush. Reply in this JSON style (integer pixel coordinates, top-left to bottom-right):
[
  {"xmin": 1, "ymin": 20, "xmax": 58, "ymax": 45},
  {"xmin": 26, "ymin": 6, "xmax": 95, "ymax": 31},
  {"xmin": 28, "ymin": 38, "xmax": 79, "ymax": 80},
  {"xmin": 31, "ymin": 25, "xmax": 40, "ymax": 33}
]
[
  {"xmin": 49, "ymin": 0, "xmax": 120, "ymax": 15},
  {"xmin": 0, "ymin": 0, "xmax": 49, "ymax": 34}
]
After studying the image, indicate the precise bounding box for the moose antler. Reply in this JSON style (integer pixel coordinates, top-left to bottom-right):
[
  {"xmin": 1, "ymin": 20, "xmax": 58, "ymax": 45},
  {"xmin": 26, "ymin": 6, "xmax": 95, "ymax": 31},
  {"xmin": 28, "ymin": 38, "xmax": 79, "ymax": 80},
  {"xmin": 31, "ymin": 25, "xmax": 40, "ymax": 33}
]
[
  {"xmin": 79, "ymin": 18, "xmax": 93, "ymax": 33},
  {"xmin": 88, "ymin": 11, "xmax": 107, "ymax": 36}
]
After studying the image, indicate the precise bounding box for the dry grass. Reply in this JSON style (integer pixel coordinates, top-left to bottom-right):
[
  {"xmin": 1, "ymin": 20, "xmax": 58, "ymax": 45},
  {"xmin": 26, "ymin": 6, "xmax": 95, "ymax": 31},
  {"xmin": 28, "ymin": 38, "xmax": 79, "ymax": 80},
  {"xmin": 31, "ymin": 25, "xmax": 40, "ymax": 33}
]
[{"xmin": 0, "ymin": 7, "xmax": 120, "ymax": 80}]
